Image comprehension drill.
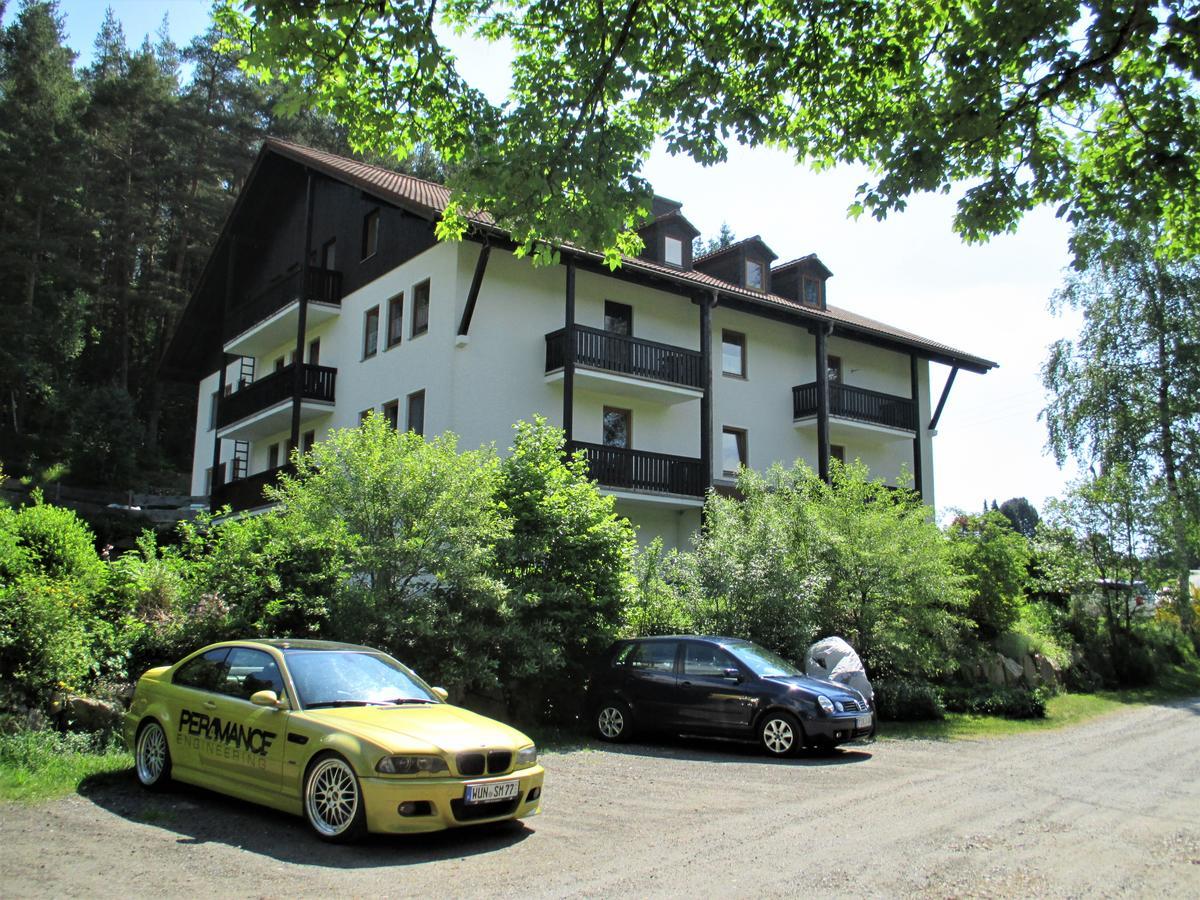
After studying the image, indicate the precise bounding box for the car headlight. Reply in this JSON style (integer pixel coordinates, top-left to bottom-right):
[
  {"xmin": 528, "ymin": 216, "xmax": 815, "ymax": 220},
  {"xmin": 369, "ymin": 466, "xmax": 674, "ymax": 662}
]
[
  {"xmin": 515, "ymin": 745, "xmax": 537, "ymax": 767},
  {"xmin": 375, "ymin": 755, "xmax": 449, "ymax": 775},
  {"xmin": 817, "ymin": 695, "xmax": 835, "ymax": 714}
]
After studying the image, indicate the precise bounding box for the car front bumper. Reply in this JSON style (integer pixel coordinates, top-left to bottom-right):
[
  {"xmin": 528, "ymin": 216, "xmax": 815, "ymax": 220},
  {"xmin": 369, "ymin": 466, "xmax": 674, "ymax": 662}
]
[
  {"xmin": 359, "ymin": 765, "xmax": 545, "ymax": 834},
  {"xmin": 805, "ymin": 712, "xmax": 875, "ymax": 745}
]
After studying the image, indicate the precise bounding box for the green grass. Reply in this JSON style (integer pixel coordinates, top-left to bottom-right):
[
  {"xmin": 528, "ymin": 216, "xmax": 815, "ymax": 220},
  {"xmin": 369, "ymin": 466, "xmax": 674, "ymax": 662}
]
[
  {"xmin": 0, "ymin": 729, "xmax": 132, "ymax": 803},
  {"xmin": 881, "ymin": 665, "xmax": 1200, "ymax": 742}
]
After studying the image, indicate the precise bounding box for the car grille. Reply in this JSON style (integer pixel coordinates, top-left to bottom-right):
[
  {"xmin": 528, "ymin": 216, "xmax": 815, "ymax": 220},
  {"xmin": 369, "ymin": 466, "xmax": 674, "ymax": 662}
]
[
  {"xmin": 841, "ymin": 698, "xmax": 867, "ymax": 712},
  {"xmin": 456, "ymin": 750, "xmax": 513, "ymax": 776},
  {"xmin": 450, "ymin": 796, "xmax": 521, "ymax": 822}
]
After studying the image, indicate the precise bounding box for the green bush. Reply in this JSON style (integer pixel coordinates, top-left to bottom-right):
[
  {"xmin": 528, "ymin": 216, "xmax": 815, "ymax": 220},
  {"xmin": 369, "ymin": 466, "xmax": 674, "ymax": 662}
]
[
  {"xmin": 948, "ymin": 511, "xmax": 1031, "ymax": 639},
  {"xmin": 624, "ymin": 539, "xmax": 697, "ymax": 637},
  {"xmin": 0, "ymin": 575, "xmax": 94, "ymax": 700},
  {"xmin": 0, "ymin": 496, "xmax": 107, "ymax": 593},
  {"xmin": 942, "ymin": 684, "xmax": 1049, "ymax": 719},
  {"xmin": 874, "ymin": 679, "xmax": 945, "ymax": 721}
]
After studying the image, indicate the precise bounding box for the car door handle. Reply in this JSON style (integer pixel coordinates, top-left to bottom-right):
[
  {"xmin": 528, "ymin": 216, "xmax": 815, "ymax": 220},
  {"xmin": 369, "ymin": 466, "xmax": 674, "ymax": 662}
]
[
  {"xmin": 681, "ymin": 681, "xmax": 693, "ymax": 687},
  {"xmin": 203, "ymin": 700, "xmax": 218, "ymax": 710}
]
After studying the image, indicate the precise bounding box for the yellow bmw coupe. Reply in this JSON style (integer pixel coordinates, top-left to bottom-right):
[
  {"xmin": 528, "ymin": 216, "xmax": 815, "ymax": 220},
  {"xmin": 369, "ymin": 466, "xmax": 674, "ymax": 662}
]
[{"xmin": 124, "ymin": 639, "xmax": 544, "ymax": 841}]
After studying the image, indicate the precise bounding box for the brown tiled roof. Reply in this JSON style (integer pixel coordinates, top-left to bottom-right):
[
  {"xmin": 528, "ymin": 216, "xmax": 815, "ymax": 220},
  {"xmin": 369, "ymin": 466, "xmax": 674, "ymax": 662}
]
[
  {"xmin": 692, "ymin": 234, "xmax": 778, "ymax": 264},
  {"xmin": 261, "ymin": 139, "xmax": 997, "ymax": 373}
]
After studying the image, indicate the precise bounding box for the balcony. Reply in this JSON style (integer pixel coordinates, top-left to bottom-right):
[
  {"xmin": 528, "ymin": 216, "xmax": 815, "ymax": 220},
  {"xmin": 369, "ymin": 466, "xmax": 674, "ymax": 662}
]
[
  {"xmin": 223, "ymin": 267, "xmax": 343, "ymax": 356},
  {"xmin": 545, "ymin": 325, "xmax": 703, "ymax": 404},
  {"xmin": 569, "ymin": 441, "xmax": 706, "ymax": 498},
  {"xmin": 216, "ymin": 363, "xmax": 336, "ymax": 442},
  {"xmin": 211, "ymin": 464, "xmax": 294, "ymax": 514},
  {"xmin": 792, "ymin": 382, "xmax": 916, "ymax": 435}
]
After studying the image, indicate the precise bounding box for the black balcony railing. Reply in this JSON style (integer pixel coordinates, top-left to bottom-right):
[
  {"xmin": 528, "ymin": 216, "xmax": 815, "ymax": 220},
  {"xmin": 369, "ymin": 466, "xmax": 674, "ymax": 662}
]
[
  {"xmin": 211, "ymin": 464, "xmax": 294, "ymax": 513},
  {"xmin": 224, "ymin": 266, "xmax": 343, "ymax": 340},
  {"xmin": 546, "ymin": 325, "xmax": 704, "ymax": 390},
  {"xmin": 568, "ymin": 441, "xmax": 706, "ymax": 497},
  {"xmin": 792, "ymin": 382, "xmax": 917, "ymax": 432},
  {"xmin": 217, "ymin": 363, "xmax": 337, "ymax": 430}
]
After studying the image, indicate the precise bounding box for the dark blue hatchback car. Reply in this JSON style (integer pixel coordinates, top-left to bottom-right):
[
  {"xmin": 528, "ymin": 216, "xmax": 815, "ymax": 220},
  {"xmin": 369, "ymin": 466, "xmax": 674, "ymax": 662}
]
[{"xmin": 587, "ymin": 636, "xmax": 875, "ymax": 755}]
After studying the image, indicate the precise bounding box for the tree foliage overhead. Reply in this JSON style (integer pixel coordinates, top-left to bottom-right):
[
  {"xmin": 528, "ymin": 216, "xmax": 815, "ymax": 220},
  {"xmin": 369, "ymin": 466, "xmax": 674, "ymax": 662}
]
[{"xmin": 220, "ymin": 0, "xmax": 1200, "ymax": 262}]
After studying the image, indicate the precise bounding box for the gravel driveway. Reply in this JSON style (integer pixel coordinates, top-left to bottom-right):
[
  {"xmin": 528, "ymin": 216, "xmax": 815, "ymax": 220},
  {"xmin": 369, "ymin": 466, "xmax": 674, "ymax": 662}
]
[{"xmin": 2, "ymin": 698, "xmax": 1198, "ymax": 898}]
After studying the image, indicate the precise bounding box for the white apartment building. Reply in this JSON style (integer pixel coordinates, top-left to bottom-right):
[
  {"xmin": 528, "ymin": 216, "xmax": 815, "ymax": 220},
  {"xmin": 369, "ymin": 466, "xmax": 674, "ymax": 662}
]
[{"xmin": 164, "ymin": 140, "xmax": 996, "ymax": 548}]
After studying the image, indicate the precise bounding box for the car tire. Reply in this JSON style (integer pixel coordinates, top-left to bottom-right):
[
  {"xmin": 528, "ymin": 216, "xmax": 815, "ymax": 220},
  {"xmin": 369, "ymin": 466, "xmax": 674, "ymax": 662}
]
[
  {"xmin": 134, "ymin": 719, "xmax": 173, "ymax": 791},
  {"xmin": 303, "ymin": 752, "xmax": 368, "ymax": 843},
  {"xmin": 758, "ymin": 711, "xmax": 802, "ymax": 757},
  {"xmin": 594, "ymin": 699, "xmax": 633, "ymax": 742}
]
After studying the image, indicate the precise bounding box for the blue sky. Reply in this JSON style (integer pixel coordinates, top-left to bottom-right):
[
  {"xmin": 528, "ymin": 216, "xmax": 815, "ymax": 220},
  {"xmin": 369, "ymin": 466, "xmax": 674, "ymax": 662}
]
[{"xmin": 36, "ymin": 0, "xmax": 1082, "ymax": 518}]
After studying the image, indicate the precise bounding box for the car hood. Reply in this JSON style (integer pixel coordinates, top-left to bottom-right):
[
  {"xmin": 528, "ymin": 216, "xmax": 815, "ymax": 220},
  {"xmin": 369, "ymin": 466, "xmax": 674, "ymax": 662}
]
[
  {"xmin": 768, "ymin": 674, "xmax": 866, "ymax": 701},
  {"xmin": 299, "ymin": 704, "xmax": 533, "ymax": 754}
]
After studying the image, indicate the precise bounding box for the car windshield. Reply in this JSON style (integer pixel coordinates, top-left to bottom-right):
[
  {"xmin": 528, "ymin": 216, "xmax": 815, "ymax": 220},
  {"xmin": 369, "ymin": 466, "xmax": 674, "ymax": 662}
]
[
  {"xmin": 284, "ymin": 650, "xmax": 438, "ymax": 709},
  {"xmin": 727, "ymin": 643, "xmax": 803, "ymax": 678}
]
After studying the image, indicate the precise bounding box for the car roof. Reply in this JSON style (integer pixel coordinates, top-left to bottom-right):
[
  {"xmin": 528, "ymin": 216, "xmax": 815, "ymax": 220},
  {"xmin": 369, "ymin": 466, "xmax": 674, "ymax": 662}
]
[
  {"xmin": 245, "ymin": 639, "xmax": 379, "ymax": 652},
  {"xmin": 619, "ymin": 635, "xmax": 751, "ymax": 646}
]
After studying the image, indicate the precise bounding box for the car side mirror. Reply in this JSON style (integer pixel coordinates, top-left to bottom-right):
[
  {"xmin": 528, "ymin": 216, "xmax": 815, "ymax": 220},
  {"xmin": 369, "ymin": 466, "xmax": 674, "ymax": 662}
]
[
  {"xmin": 722, "ymin": 668, "xmax": 742, "ymax": 682},
  {"xmin": 250, "ymin": 689, "xmax": 286, "ymax": 709},
  {"xmin": 432, "ymin": 686, "xmax": 449, "ymax": 702}
]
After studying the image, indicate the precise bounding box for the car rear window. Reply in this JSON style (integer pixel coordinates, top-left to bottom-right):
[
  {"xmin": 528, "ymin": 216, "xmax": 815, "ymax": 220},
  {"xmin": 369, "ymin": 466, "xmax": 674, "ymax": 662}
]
[{"xmin": 628, "ymin": 642, "xmax": 678, "ymax": 672}]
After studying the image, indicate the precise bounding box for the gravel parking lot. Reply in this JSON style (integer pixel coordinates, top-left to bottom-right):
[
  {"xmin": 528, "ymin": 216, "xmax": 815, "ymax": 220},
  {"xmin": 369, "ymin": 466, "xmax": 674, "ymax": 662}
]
[{"xmin": 2, "ymin": 698, "xmax": 1198, "ymax": 898}]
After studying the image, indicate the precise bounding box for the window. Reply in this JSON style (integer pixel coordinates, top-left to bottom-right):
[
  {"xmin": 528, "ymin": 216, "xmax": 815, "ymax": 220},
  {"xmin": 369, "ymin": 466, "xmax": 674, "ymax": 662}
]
[
  {"xmin": 267, "ymin": 443, "xmax": 279, "ymax": 470},
  {"xmin": 831, "ymin": 444, "xmax": 846, "ymax": 464},
  {"xmin": 406, "ymin": 389, "xmax": 425, "ymax": 436},
  {"xmin": 302, "ymin": 429, "xmax": 315, "ymax": 453},
  {"xmin": 320, "ymin": 238, "xmax": 336, "ymax": 271},
  {"xmin": 722, "ymin": 427, "xmax": 747, "ymax": 474},
  {"xmin": 386, "ymin": 292, "xmax": 404, "ymax": 348},
  {"xmin": 803, "ymin": 276, "xmax": 821, "ymax": 306},
  {"xmin": 604, "ymin": 300, "xmax": 633, "ymax": 335},
  {"xmin": 358, "ymin": 409, "xmax": 372, "ymax": 424},
  {"xmin": 221, "ymin": 648, "xmax": 286, "ymax": 701},
  {"xmin": 683, "ymin": 643, "xmax": 737, "ymax": 677},
  {"xmin": 361, "ymin": 208, "xmax": 379, "ymax": 260},
  {"xmin": 382, "ymin": 399, "xmax": 399, "ymax": 430},
  {"xmin": 208, "ymin": 390, "xmax": 219, "ymax": 430},
  {"xmin": 603, "ymin": 407, "xmax": 631, "ymax": 448},
  {"xmin": 173, "ymin": 649, "xmax": 231, "ymax": 693},
  {"xmin": 628, "ymin": 641, "xmax": 678, "ymax": 672},
  {"xmin": 308, "ymin": 338, "xmax": 320, "ymax": 366},
  {"xmin": 745, "ymin": 259, "xmax": 764, "ymax": 290},
  {"xmin": 722, "ymin": 330, "xmax": 746, "ymax": 377},
  {"xmin": 363, "ymin": 305, "xmax": 380, "ymax": 358},
  {"xmin": 273, "ymin": 356, "xmax": 285, "ymax": 373},
  {"xmin": 411, "ymin": 280, "xmax": 430, "ymax": 337},
  {"xmin": 664, "ymin": 235, "xmax": 683, "ymax": 266},
  {"xmin": 827, "ymin": 354, "xmax": 842, "ymax": 384}
]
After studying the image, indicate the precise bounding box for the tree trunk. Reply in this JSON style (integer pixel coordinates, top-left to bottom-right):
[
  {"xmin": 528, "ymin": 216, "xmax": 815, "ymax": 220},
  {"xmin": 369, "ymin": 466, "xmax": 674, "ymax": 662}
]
[{"xmin": 1154, "ymin": 316, "xmax": 1193, "ymax": 631}]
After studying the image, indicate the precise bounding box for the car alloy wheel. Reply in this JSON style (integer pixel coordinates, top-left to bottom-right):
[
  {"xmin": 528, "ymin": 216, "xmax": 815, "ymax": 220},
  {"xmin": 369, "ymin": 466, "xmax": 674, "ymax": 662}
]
[
  {"xmin": 759, "ymin": 712, "xmax": 800, "ymax": 757},
  {"xmin": 135, "ymin": 721, "xmax": 171, "ymax": 790},
  {"xmin": 305, "ymin": 754, "xmax": 366, "ymax": 841},
  {"xmin": 595, "ymin": 701, "xmax": 632, "ymax": 742}
]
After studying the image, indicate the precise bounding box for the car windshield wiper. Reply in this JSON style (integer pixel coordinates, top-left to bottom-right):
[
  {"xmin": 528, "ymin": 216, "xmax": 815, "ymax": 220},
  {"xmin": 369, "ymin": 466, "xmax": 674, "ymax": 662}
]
[
  {"xmin": 385, "ymin": 697, "xmax": 437, "ymax": 705},
  {"xmin": 305, "ymin": 700, "xmax": 392, "ymax": 709}
]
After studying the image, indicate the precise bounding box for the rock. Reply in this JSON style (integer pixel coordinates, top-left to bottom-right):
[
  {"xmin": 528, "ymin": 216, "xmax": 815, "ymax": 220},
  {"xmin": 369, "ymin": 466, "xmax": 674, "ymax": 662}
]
[
  {"xmin": 981, "ymin": 654, "xmax": 1006, "ymax": 687},
  {"xmin": 998, "ymin": 654, "xmax": 1023, "ymax": 686},
  {"xmin": 1036, "ymin": 654, "xmax": 1060, "ymax": 688},
  {"xmin": 1021, "ymin": 653, "xmax": 1039, "ymax": 687},
  {"xmin": 65, "ymin": 695, "xmax": 123, "ymax": 732}
]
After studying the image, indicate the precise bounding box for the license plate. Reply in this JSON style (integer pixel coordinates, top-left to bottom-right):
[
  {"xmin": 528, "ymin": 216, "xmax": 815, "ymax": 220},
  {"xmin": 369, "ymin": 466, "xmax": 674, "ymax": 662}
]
[
  {"xmin": 856, "ymin": 715, "xmax": 872, "ymax": 729},
  {"xmin": 464, "ymin": 780, "xmax": 520, "ymax": 805}
]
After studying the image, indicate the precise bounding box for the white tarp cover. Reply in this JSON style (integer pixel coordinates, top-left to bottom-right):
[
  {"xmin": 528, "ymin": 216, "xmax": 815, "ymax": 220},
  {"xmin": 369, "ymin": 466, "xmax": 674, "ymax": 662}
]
[{"xmin": 806, "ymin": 636, "xmax": 874, "ymax": 702}]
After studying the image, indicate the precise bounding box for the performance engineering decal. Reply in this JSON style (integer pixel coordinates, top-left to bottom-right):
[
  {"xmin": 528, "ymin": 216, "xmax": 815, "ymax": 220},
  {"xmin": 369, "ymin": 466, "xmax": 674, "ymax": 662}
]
[{"xmin": 179, "ymin": 709, "xmax": 277, "ymax": 766}]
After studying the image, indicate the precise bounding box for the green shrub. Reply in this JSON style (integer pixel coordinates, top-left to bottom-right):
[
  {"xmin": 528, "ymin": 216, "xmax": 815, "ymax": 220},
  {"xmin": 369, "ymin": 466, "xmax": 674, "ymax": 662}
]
[
  {"xmin": 0, "ymin": 496, "xmax": 107, "ymax": 592},
  {"xmin": 942, "ymin": 685, "xmax": 1049, "ymax": 719},
  {"xmin": 0, "ymin": 575, "xmax": 94, "ymax": 700},
  {"xmin": 947, "ymin": 510, "xmax": 1031, "ymax": 639},
  {"xmin": 874, "ymin": 679, "xmax": 945, "ymax": 721},
  {"xmin": 625, "ymin": 539, "xmax": 697, "ymax": 637}
]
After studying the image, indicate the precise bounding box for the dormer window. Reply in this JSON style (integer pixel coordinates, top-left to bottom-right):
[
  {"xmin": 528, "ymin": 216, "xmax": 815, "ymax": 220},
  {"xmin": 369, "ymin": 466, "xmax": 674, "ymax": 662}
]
[
  {"xmin": 664, "ymin": 236, "xmax": 683, "ymax": 267},
  {"xmin": 746, "ymin": 259, "xmax": 764, "ymax": 290},
  {"xmin": 803, "ymin": 276, "xmax": 822, "ymax": 306}
]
